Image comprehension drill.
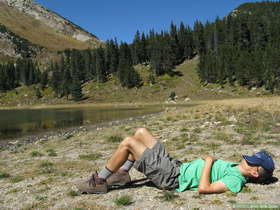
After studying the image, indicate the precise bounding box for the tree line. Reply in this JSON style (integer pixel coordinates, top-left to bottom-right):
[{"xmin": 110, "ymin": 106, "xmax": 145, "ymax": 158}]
[
  {"xmin": 198, "ymin": 1, "xmax": 280, "ymax": 93},
  {"xmin": 0, "ymin": 59, "xmax": 43, "ymax": 91},
  {"xmin": 1, "ymin": 1, "xmax": 280, "ymax": 100},
  {"xmin": 48, "ymin": 21, "xmax": 196, "ymax": 97},
  {"xmin": 0, "ymin": 17, "xmax": 201, "ymax": 100}
]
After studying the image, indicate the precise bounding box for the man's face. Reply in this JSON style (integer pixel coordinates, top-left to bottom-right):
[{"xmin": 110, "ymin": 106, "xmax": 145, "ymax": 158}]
[{"xmin": 242, "ymin": 158, "xmax": 261, "ymax": 178}]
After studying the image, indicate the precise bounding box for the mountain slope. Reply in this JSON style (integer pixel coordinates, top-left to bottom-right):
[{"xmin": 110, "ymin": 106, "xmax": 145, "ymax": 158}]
[
  {"xmin": 0, "ymin": 0, "xmax": 101, "ymax": 52},
  {"xmin": 0, "ymin": 22, "xmax": 41, "ymax": 58}
]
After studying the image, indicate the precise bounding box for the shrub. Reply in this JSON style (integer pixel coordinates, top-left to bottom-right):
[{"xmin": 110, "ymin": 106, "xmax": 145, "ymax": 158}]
[
  {"xmin": 30, "ymin": 151, "xmax": 43, "ymax": 157},
  {"xmin": 157, "ymin": 191, "xmax": 179, "ymax": 202},
  {"xmin": 114, "ymin": 195, "xmax": 133, "ymax": 206},
  {"xmin": 39, "ymin": 161, "xmax": 54, "ymax": 168},
  {"xmin": 107, "ymin": 135, "xmax": 123, "ymax": 143},
  {"xmin": 47, "ymin": 149, "xmax": 57, "ymax": 157},
  {"xmin": 0, "ymin": 172, "xmax": 11, "ymax": 179}
]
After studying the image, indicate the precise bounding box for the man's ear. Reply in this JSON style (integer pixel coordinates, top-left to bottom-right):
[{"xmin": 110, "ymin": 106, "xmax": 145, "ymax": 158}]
[{"xmin": 251, "ymin": 170, "xmax": 259, "ymax": 178}]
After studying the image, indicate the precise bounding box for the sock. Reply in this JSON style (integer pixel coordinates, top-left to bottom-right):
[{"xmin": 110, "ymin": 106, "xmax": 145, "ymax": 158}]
[
  {"xmin": 98, "ymin": 167, "xmax": 113, "ymax": 180},
  {"xmin": 120, "ymin": 159, "xmax": 135, "ymax": 172}
]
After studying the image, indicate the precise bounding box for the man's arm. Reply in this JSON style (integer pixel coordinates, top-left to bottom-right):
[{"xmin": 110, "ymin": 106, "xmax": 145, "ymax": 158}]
[{"xmin": 198, "ymin": 156, "xmax": 228, "ymax": 194}]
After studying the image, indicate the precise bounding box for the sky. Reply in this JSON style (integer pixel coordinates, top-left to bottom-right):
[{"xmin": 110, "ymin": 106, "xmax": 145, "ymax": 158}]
[{"xmin": 35, "ymin": 0, "xmax": 270, "ymax": 43}]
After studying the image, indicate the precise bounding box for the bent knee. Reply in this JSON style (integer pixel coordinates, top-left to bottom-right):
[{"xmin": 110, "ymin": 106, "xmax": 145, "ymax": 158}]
[
  {"xmin": 135, "ymin": 128, "xmax": 148, "ymax": 137},
  {"xmin": 120, "ymin": 136, "xmax": 136, "ymax": 148}
]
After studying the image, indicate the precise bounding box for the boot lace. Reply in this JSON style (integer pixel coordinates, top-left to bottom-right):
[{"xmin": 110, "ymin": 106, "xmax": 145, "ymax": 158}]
[{"xmin": 88, "ymin": 173, "xmax": 97, "ymax": 187}]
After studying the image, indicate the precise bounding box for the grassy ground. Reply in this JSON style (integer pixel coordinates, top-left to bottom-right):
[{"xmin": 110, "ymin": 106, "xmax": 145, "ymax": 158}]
[{"xmin": 1, "ymin": 96, "xmax": 280, "ymax": 209}]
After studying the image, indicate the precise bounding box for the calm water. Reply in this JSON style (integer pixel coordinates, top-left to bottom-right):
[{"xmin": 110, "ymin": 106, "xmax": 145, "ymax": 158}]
[{"xmin": 0, "ymin": 104, "xmax": 191, "ymax": 141}]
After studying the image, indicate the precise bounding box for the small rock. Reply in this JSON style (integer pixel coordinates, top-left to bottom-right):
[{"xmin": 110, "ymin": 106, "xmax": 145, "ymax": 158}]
[{"xmin": 228, "ymin": 115, "xmax": 237, "ymax": 122}]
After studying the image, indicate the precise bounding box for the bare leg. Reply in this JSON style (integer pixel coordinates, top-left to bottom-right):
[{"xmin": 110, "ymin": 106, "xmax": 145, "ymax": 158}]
[
  {"xmin": 124, "ymin": 127, "xmax": 156, "ymax": 162},
  {"xmin": 133, "ymin": 128, "xmax": 157, "ymax": 148},
  {"xmin": 106, "ymin": 136, "xmax": 147, "ymax": 172}
]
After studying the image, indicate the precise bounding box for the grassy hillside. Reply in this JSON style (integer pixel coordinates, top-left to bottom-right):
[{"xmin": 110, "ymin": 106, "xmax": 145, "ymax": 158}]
[
  {"xmin": 0, "ymin": 57, "xmax": 271, "ymax": 107},
  {"xmin": 0, "ymin": 3, "xmax": 100, "ymax": 51},
  {"xmin": 82, "ymin": 57, "xmax": 270, "ymax": 103}
]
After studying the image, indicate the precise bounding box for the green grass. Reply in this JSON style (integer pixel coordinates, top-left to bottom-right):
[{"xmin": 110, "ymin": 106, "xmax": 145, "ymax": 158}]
[
  {"xmin": 227, "ymin": 199, "xmax": 237, "ymax": 204},
  {"xmin": 250, "ymin": 196, "xmax": 259, "ymax": 200},
  {"xmin": 180, "ymin": 128, "xmax": 189, "ymax": 132},
  {"xmin": 47, "ymin": 149, "xmax": 57, "ymax": 157},
  {"xmin": 38, "ymin": 161, "xmax": 55, "ymax": 174},
  {"xmin": 157, "ymin": 191, "xmax": 179, "ymax": 202},
  {"xmin": 7, "ymin": 188, "xmax": 20, "ymax": 194},
  {"xmin": 10, "ymin": 176, "xmax": 24, "ymax": 183},
  {"xmin": 225, "ymin": 191, "xmax": 238, "ymax": 197},
  {"xmin": 79, "ymin": 153, "xmax": 102, "ymax": 161},
  {"xmin": 204, "ymin": 143, "xmax": 221, "ymax": 151},
  {"xmin": 241, "ymin": 186, "xmax": 252, "ymax": 193},
  {"xmin": 63, "ymin": 134, "xmax": 74, "ymax": 140},
  {"xmin": 114, "ymin": 194, "xmax": 133, "ymax": 206},
  {"xmin": 107, "ymin": 135, "xmax": 123, "ymax": 143},
  {"xmin": 68, "ymin": 191, "xmax": 79, "ymax": 197},
  {"xmin": 0, "ymin": 172, "xmax": 11, "ymax": 179},
  {"xmin": 39, "ymin": 161, "xmax": 54, "ymax": 168},
  {"xmin": 210, "ymin": 199, "xmax": 223, "ymax": 205},
  {"xmin": 213, "ymin": 131, "xmax": 232, "ymax": 142},
  {"xmin": 192, "ymin": 194, "xmax": 203, "ymax": 199},
  {"xmin": 30, "ymin": 151, "xmax": 43, "ymax": 157}
]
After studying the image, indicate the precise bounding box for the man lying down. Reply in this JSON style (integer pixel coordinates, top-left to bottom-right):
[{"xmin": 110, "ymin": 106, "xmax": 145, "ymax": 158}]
[{"xmin": 77, "ymin": 128, "xmax": 275, "ymax": 194}]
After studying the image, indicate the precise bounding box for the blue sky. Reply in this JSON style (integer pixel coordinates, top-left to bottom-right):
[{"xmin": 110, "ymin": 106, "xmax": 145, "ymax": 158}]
[{"xmin": 36, "ymin": 0, "xmax": 269, "ymax": 43}]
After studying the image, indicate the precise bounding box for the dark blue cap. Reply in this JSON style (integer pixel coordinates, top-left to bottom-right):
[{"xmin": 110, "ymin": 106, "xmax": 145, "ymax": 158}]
[{"xmin": 243, "ymin": 152, "xmax": 275, "ymax": 172}]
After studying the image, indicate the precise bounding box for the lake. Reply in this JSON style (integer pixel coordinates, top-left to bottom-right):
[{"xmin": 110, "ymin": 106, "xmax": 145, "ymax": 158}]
[{"xmin": 0, "ymin": 104, "xmax": 193, "ymax": 142}]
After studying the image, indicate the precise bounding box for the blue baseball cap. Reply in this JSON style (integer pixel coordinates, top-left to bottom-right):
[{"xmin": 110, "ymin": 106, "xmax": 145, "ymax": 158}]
[{"xmin": 243, "ymin": 152, "xmax": 275, "ymax": 172}]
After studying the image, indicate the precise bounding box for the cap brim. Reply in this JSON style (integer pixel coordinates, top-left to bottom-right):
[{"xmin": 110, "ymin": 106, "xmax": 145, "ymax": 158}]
[{"xmin": 243, "ymin": 155, "xmax": 263, "ymax": 166}]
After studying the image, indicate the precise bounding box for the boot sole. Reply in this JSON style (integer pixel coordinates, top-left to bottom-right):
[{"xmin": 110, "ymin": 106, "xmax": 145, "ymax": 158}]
[
  {"xmin": 108, "ymin": 182, "xmax": 129, "ymax": 187},
  {"xmin": 79, "ymin": 189, "xmax": 108, "ymax": 194},
  {"xmin": 108, "ymin": 177, "xmax": 149, "ymax": 187}
]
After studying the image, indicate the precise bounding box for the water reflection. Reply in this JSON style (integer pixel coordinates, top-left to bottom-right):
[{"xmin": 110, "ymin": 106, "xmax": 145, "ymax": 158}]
[
  {"xmin": 0, "ymin": 104, "xmax": 195, "ymax": 141},
  {"xmin": 0, "ymin": 108, "xmax": 85, "ymax": 140},
  {"xmin": 0, "ymin": 105, "xmax": 162, "ymax": 141}
]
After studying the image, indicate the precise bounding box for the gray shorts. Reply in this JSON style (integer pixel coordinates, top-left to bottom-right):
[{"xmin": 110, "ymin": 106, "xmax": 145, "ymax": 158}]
[{"xmin": 134, "ymin": 142, "xmax": 181, "ymax": 190}]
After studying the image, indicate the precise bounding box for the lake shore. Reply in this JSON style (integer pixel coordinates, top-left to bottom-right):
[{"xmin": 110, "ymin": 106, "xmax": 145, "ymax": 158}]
[
  {"xmin": 1, "ymin": 97, "xmax": 280, "ymax": 210},
  {"xmin": 0, "ymin": 111, "xmax": 163, "ymax": 151}
]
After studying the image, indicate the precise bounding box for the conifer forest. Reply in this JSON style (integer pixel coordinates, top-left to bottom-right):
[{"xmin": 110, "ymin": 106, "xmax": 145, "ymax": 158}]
[{"xmin": 1, "ymin": 1, "xmax": 280, "ymax": 101}]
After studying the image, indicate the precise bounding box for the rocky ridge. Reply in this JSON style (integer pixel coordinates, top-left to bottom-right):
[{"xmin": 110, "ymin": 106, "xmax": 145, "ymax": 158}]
[
  {"xmin": 0, "ymin": 29, "xmax": 17, "ymax": 57},
  {"xmin": 0, "ymin": 0, "xmax": 98, "ymax": 42},
  {"xmin": 0, "ymin": 23, "xmax": 41, "ymax": 58}
]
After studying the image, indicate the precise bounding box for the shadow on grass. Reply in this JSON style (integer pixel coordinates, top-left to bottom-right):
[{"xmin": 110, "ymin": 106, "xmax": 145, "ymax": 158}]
[
  {"xmin": 247, "ymin": 176, "xmax": 278, "ymax": 185},
  {"xmin": 109, "ymin": 177, "xmax": 156, "ymax": 191}
]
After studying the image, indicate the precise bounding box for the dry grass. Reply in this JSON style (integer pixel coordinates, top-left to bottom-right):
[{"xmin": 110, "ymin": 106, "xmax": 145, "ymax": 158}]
[{"xmin": 0, "ymin": 4, "xmax": 100, "ymax": 51}]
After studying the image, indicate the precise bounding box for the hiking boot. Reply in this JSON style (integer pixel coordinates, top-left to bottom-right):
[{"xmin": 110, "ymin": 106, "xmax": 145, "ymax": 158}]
[
  {"xmin": 107, "ymin": 169, "xmax": 131, "ymax": 186},
  {"xmin": 77, "ymin": 173, "xmax": 108, "ymax": 194}
]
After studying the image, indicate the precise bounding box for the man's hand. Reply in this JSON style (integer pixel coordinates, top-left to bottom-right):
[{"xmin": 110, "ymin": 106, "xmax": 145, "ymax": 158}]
[
  {"xmin": 198, "ymin": 155, "xmax": 228, "ymax": 194},
  {"xmin": 203, "ymin": 155, "xmax": 216, "ymax": 162}
]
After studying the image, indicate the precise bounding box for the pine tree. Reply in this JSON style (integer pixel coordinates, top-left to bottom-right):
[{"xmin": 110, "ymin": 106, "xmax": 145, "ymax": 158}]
[
  {"xmin": 50, "ymin": 62, "xmax": 61, "ymax": 96},
  {"xmin": 118, "ymin": 42, "xmax": 141, "ymax": 88},
  {"xmin": 40, "ymin": 71, "xmax": 48, "ymax": 89},
  {"xmin": 95, "ymin": 47, "xmax": 107, "ymax": 82},
  {"xmin": 70, "ymin": 69, "xmax": 83, "ymax": 101}
]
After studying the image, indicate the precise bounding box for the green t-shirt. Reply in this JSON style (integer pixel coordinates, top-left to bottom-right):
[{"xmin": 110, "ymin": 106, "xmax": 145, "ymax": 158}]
[{"xmin": 176, "ymin": 159, "xmax": 246, "ymax": 193}]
